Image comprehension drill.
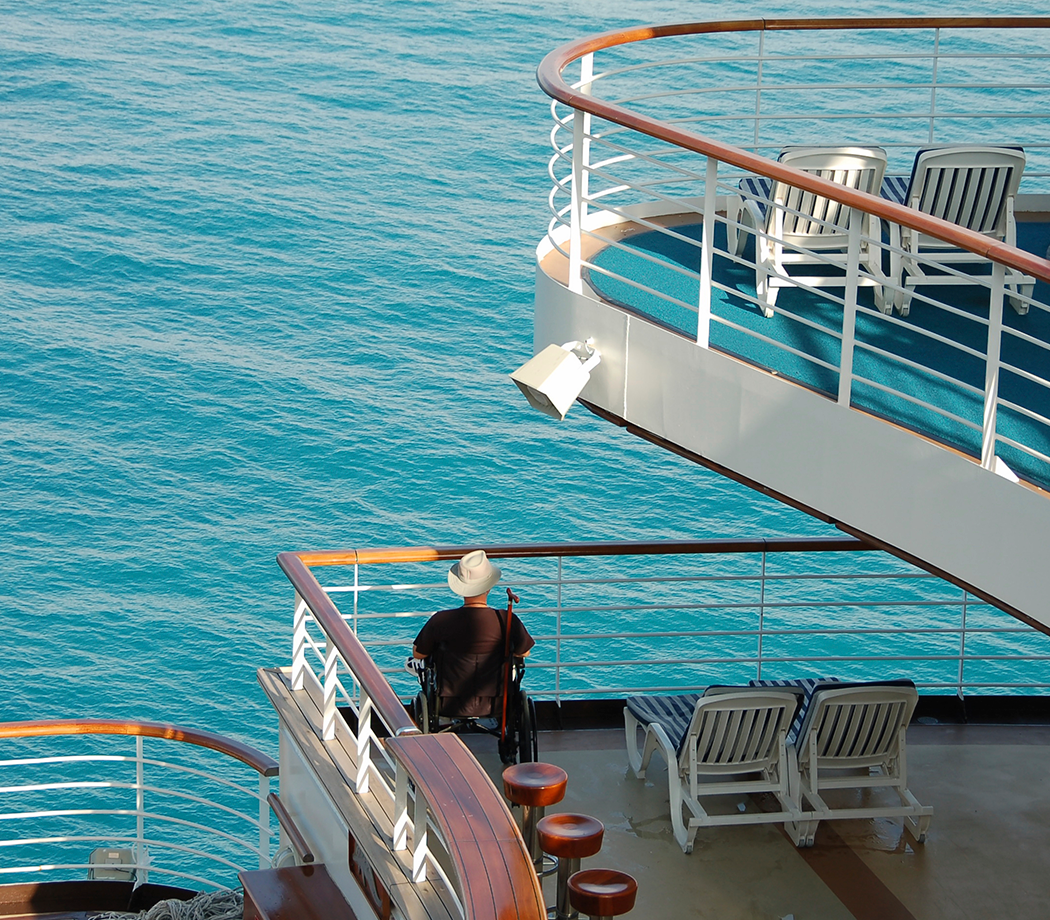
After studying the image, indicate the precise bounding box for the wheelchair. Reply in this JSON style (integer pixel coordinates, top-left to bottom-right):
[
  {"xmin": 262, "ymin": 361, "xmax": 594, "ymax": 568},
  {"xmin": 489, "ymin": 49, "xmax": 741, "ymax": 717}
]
[{"xmin": 412, "ymin": 651, "xmax": 538, "ymax": 765}]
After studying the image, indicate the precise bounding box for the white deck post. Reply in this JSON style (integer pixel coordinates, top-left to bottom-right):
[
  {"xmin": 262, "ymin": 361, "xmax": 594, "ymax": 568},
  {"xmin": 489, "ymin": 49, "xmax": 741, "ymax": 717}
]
[
  {"xmin": 555, "ymin": 556, "xmax": 563, "ymax": 704},
  {"xmin": 352, "ymin": 562, "xmax": 359, "ymax": 634},
  {"xmin": 757, "ymin": 550, "xmax": 766, "ymax": 679},
  {"xmin": 697, "ymin": 156, "xmax": 718, "ymax": 348},
  {"xmin": 928, "ymin": 29, "xmax": 940, "ymax": 144},
  {"xmin": 292, "ymin": 592, "xmax": 308, "ymax": 691},
  {"xmin": 568, "ymin": 53, "xmax": 593, "ymax": 295},
  {"xmin": 356, "ymin": 690, "xmax": 373, "ymax": 794},
  {"xmin": 753, "ymin": 31, "xmax": 765, "ymax": 152},
  {"xmin": 981, "ymin": 262, "xmax": 1006, "ymax": 470},
  {"xmin": 258, "ymin": 774, "xmax": 270, "ymax": 868},
  {"xmin": 133, "ymin": 736, "xmax": 150, "ymax": 883},
  {"xmin": 393, "ymin": 762, "xmax": 410, "ymax": 851},
  {"xmin": 323, "ymin": 638, "xmax": 338, "ymax": 741},
  {"xmin": 410, "ymin": 783, "xmax": 428, "ymax": 882},
  {"xmin": 837, "ymin": 208, "xmax": 862, "ymax": 406}
]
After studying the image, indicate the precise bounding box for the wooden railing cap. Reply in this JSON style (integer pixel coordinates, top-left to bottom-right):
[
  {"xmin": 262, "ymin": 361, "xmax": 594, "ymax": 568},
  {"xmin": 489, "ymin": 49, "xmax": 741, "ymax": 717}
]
[
  {"xmin": 0, "ymin": 718, "xmax": 279, "ymax": 776},
  {"xmin": 536, "ymin": 16, "xmax": 1050, "ymax": 284}
]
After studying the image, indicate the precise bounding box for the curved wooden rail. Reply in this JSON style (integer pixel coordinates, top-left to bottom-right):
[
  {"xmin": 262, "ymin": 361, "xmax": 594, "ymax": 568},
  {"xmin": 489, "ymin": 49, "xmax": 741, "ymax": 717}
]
[
  {"xmin": 386, "ymin": 733, "xmax": 545, "ymax": 920},
  {"xmin": 0, "ymin": 718, "xmax": 279, "ymax": 776},
  {"xmin": 536, "ymin": 16, "xmax": 1050, "ymax": 284},
  {"xmin": 293, "ymin": 535, "xmax": 869, "ymax": 567}
]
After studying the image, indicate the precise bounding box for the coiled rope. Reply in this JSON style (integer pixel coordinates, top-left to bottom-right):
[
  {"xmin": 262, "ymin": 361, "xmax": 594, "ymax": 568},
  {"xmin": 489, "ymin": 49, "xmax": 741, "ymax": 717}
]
[{"xmin": 92, "ymin": 888, "xmax": 243, "ymax": 920}]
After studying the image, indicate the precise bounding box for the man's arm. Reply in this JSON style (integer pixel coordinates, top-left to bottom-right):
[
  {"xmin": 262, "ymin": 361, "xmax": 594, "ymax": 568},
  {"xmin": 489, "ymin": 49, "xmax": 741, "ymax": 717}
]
[{"xmin": 513, "ymin": 618, "xmax": 536, "ymax": 657}]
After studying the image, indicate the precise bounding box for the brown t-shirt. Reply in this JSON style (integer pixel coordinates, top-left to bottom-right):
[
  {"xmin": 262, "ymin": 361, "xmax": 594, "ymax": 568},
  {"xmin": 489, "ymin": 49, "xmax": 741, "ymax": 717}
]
[{"xmin": 414, "ymin": 605, "xmax": 535, "ymax": 718}]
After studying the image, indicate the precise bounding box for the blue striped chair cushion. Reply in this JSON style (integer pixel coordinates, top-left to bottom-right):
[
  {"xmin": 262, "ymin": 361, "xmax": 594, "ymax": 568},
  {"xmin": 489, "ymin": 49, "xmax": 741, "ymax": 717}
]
[
  {"xmin": 881, "ymin": 175, "xmax": 910, "ymax": 205},
  {"xmin": 743, "ymin": 173, "xmax": 910, "ymax": 220},
  {"xmin": 738, "ymin": 175, "xmax": 774, "ymax": 219},
  {"xmin": 749, "ymin": 677, "xmax": 841, "ymax": 745},
  {"xmin": 625, "ymin": 693, "xmax": 701, "ymax": 756}
]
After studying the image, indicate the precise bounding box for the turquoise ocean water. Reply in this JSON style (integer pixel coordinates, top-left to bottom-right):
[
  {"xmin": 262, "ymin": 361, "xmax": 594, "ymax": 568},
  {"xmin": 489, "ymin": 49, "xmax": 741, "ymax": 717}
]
[{"xmin": 2, "ymin": 0, "xmax": 1046, "ymax": 752}]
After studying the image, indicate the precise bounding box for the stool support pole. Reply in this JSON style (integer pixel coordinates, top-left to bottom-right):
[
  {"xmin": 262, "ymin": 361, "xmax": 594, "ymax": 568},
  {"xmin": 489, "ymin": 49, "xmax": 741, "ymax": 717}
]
[
  {"xmin": 521, "ymin": 803, "xmax": 545, "ymax": 866},
  {"xmin": 555, "ymin": 856, "xmax": 581, "ymax": 920}
]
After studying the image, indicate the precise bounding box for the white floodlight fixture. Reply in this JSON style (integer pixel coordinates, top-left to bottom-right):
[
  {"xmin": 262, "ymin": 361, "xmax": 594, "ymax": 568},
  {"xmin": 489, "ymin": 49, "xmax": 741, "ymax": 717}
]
[{"xmin": 509, "ymin": 339, "xmax": 601, "ymax": 421}]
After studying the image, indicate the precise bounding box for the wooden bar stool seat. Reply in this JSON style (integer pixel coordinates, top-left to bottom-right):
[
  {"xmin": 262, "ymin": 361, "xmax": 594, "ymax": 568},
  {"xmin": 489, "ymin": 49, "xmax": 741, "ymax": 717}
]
[
  {"xmin": 537, "ymin": 813, "xmax": 604, "ymax": 920},
  {"xmin": 568, "ymin": 869, "xmax": 637, "ymax": 920},
  {"xmin": 502, "ymin": 762, "xmax": 568, "ymax": 870}
]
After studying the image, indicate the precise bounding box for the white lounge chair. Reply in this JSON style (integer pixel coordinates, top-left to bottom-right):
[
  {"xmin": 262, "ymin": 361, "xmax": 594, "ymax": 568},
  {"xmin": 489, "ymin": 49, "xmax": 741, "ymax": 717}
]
[
  {"xmin": 624, "ymin": 687, "xmax": 805, "ymax": 853},
  {"xmin": 788, "ymin": 680, "xmax": 933, "ymax": 847},
  {"xmin": 882, "ymin": 145, "xmax": 1035, "ymax": 315},
  {"xmin": 727, "ymin": 146, "xmax": 889, "ymax": 316}
]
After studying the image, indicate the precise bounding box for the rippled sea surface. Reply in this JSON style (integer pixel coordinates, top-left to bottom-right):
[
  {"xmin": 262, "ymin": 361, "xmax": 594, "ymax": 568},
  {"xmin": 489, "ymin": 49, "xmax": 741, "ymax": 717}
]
[{"xmin": 2, "ymin": 0, "xmax": 1045, "ymax": 748}]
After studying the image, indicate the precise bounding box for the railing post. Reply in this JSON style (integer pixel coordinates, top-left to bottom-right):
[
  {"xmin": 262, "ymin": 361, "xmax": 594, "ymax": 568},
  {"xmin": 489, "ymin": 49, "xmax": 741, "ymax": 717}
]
[
  {"xmin": 981, "ymin": 262, "xmax": 1006, "ymax": 470},
  {"xmin": 393, "ymin": 762, "xmax": 410, "ymax": 851},
  {"xmin": 356, "ymin": 690, "xmax": 373, "ymax": 794},
  {"xmin": 757, "ymin": 551, "xmax": 766, "ymax": 680},
  {"xmin": 292, "ymin": 592, "xmax": 309, "ymax": 692},
  {"xmin": 323, "ymin": 639, "xmax": 338, "ymax": 742},
  {"xmin": 555, "ymin": 556, "xmax": 563, "ymax": 704},
  {"xmin": 837, "ymin": 207, "xmax": 862, "ymax": 406},
  {"xmin": 568, "ymin": 53, "xmax": 594, "ymax": 295},
  {"xmin": 697, "ymin": 156, "xmax": 718, "ymax": 349},
  {"xmin": 958, "ymin": 590, "xmax": 969, "ymax": 699},
  {"xmin": 929, "ymin": 28, "xmax": 940, "ymax": 144},
  {"xmin": 135, "ymin": 736, "xmax": 147, "ymax": 884},
  {"xmin": 258, "ymin": 774, "xmax": 271, "ymax": 869},
  {"xmin": 410, "ymin": 783, "xmax": 428, "ymax": 883},
  {"xmin": 753, "ymin": 31, "xmax": 765, "ymax": 152},
  {"xmin": 353, "ymin": 562, "xmax": 360, "ymax": 635}
]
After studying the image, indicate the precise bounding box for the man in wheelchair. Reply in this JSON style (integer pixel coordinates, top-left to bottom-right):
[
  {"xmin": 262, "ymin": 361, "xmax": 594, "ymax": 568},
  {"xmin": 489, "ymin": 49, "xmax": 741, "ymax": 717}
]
[{"xmin": 411, "ymin": 550, "xmax": 537, "ymax": 763}]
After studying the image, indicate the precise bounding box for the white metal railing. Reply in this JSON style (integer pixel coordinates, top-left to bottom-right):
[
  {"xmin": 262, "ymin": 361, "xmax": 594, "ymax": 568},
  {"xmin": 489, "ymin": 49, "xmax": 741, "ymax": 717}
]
[
  {"xmin": 280, "ymin": 538, "xmax": 1048, "ymax": 916},
  {"xmin": 0, "ymin": 723, "xmax": 276, "ymax": 890},
  {"xmin": 279, "ymin": 553, "xmax": 505, "ymax": 919},
  {"xmin": 540, "ymin": 21, "xmax": 1050, "ymax": 489},
  {"xmin": 306, "ymin": 540, "xmax": 1050, "ymax": 703}
]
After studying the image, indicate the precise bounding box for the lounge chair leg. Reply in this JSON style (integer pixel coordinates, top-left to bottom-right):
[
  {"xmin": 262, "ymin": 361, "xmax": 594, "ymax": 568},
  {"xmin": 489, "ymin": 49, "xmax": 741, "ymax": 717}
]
[
  {"xmin": 905, "ymin": 812, "xmax": 931, "ymax": 844},
  {"xmin": 805, "ymin": 820, "xmax": 819, "ymax": 847},
  {"xmin": 755, "ymin": 232, "xmax": 778, "ymax": 318},
  {"xmin": 756, "ymin": 275, "xmax": 777, "ymax": 317},
  {"xmin": 894, "ymin": 286, "xmax": 912, "ymax": 317},
  {"xmin": 728, "ymin": 196, "xmax": 753, "ymax": 257},
  {"xmin": 623, "ymin": 708, "xmax": 644, "ymax": 776},
  {"xmin": 873, "ymin": 284, "xmax": 892, "ymax": 315},
  {"xmin": 669, "ymin": 778, "xmax": 696, "ymax": 854},
  {"xmin": 636, "ymin": 728, "xmax": 662, "ymax": 777},
  {"xmin": 1008, "ymin": 281, "xmax": 1033, "ymax": 315}
]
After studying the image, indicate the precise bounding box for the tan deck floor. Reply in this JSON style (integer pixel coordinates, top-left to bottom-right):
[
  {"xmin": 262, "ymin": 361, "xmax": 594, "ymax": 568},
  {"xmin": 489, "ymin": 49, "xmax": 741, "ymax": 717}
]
[{"xmin": 460, "ymin": 723, "xmax": 1050, "ymax": 920}]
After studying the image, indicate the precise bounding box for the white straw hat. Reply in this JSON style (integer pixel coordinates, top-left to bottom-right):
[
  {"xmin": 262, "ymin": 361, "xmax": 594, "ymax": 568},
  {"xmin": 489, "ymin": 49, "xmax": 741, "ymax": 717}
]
[{"xmin": 447, "ymin": 550, "xmax": 502, "ymax": 597}]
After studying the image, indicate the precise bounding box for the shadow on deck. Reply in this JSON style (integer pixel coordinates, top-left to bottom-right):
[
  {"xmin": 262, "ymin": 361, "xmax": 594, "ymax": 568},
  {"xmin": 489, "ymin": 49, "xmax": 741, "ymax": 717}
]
[{"xmin": 461, "ymin": 721, "xmax": 1050, "ymax": 920}]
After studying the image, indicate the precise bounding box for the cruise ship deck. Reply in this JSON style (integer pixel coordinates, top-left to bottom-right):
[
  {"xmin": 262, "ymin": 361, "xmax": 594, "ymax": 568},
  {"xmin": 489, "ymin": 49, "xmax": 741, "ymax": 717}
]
[
  {"xmin": 544, "ymin": 211, "xmax": 1050, "ymax": 492},
  {"xmin": 5, "ymin": 17, "xmax": 1050, "ymax": 920},
  {"xmin": 530, "ymin": 17, "xmax": 1050, "ymax": 624},
  {"xmin": 461, "ymin": 721, "xmax": 1050, "ymax": 920}
]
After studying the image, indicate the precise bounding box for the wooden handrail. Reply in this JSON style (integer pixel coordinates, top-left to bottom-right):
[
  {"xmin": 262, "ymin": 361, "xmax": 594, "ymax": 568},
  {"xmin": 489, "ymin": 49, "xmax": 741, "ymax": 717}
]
[
  {"xmin": 536, "ymin": 17, "xmax": 1050, "ymax": 285},
  {"xmin": 385, "ymin": 734, "xmax": 545, "ymax": 920},
  {"xmin": 293, "ymin": 535, "xmax": 871, "ymax": 568},
  {"xmin": 0, "ymin": 718, "xmax": 279, "ymax": 777},
  {"xmin": 276, "ymin": 552, "xmax": 418, "ymax": 736},
  {"xmin": 268, "ymin": 792, "xmax": 314, "ymax": 863}
]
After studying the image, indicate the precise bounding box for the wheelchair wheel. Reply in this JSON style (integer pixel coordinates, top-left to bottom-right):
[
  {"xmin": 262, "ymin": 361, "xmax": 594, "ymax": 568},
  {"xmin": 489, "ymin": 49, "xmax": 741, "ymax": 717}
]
[
  {"xmin": 413, "ymin": 691, "xmax": 431, "ymax": 734},
  {"xmin": 519, "ymin": 692, "xmax": 538, "ymax": 763},
  {"xmin": 499, "ymin": 690, "xmax": 537, "ymax": 765}
]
